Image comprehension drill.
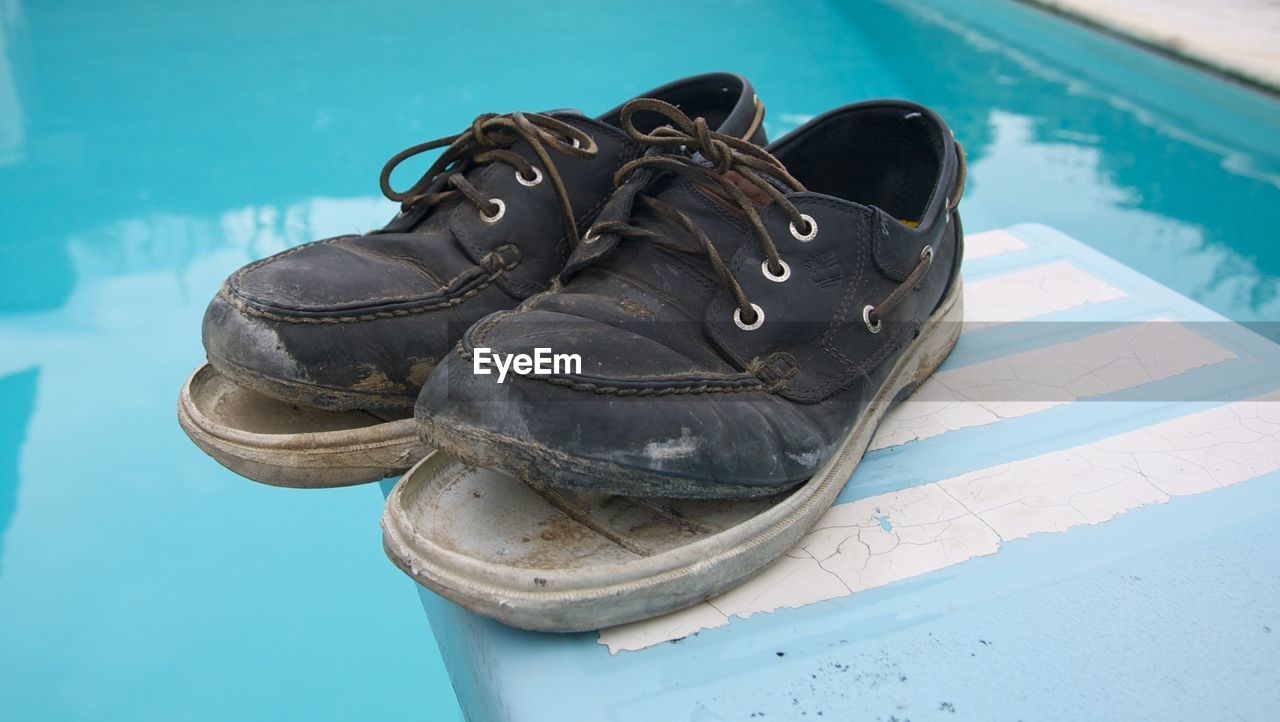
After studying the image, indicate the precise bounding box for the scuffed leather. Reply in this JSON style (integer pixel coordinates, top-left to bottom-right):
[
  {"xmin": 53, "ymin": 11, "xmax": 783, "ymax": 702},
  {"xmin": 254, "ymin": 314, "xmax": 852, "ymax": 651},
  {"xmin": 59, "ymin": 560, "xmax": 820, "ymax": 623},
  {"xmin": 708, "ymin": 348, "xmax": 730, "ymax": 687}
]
[
  {"xmin": 201, "ymin": 73, "xmax": 766, "ymax": 410},
  {"xmin": 419, "ymin": 100, "xmax": 966, "ymax": 489}
]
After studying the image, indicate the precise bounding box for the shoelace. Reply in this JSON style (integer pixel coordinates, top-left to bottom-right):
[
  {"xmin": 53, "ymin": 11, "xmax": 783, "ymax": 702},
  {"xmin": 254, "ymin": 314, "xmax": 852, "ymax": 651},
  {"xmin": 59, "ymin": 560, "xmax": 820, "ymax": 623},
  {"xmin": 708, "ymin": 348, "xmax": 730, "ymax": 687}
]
[
  {"xmin": 587, "ymin": 99, "xmax": 959, "ymax": 334},
  {"xmin": 379, "ymin": 112, "xmax": 598, "ymax": 244}
]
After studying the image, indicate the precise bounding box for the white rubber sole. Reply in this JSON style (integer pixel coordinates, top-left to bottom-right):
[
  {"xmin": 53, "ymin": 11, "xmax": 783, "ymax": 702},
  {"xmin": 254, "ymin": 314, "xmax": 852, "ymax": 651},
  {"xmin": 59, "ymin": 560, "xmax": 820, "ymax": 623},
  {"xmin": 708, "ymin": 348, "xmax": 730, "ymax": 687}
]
[
  {"xmin": 177, "ymin": 363, "xmax": 430, "ymax": 488},
  {"xmin": 380, "ymin": 280, "xmax": 964, "ymax": 631}
]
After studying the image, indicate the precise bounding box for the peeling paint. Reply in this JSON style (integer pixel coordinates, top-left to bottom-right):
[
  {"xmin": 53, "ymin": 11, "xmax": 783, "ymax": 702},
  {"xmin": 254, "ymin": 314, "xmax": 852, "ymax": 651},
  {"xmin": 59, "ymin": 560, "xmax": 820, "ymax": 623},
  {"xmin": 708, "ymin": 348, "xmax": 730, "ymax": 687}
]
[
  {"xmin": 600, "ymin": 391, "xmax": 1280, "ymax": 652},
  {"xmin": 871, "ymin": 320, "xmax": 1235, "ymax": 450},
  {"xmin": 963, "ymin": 229, "xmax": 1028, "ymax": 259},
  {"xmin": 963, "ymin": 260, "xmax": 1125, "ymax": 327}
]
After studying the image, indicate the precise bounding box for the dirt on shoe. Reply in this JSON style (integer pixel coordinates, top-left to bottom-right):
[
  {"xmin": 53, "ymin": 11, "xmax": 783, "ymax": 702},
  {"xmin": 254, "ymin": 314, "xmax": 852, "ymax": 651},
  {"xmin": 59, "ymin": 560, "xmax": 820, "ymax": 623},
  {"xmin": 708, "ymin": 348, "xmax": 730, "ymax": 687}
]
[
  {"xmin": 200, "ymin": 73, "xmax": 767, "ymax": 413},
  {"xmin": 417, "ymin": 98, "xmax": 966, "ymax": 500}
]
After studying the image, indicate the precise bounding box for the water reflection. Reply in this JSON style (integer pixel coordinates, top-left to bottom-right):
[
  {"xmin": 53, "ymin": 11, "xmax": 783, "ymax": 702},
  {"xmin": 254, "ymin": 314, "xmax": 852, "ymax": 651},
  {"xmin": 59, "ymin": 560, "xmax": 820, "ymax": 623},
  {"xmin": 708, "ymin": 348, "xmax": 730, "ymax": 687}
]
[
  {"xmin": 854, "ymin": 0, "xmax": 1280, "ymax": 328},
  {"xmin": 0, "ymin": 194, "xmax": 390, "ymax": 567},
  {"xmin": 0, "ymin": 194, "xmax": 445, "ymax": 721},
  {"xmin": 0, "ymin": 0, "xmax": 25, "ymax": 168},
  {"xmin": 0, "ymin": 368, "xmax": 36, "ymax": 567}
]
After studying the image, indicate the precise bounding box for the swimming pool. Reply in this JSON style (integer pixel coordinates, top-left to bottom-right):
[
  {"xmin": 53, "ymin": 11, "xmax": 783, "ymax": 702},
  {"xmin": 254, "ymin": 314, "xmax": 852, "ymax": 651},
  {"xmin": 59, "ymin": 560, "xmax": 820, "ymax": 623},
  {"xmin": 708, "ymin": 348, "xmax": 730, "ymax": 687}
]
[{"xmin": 1, "ymin": 0, "xmax": 1277, "ymax": 719}]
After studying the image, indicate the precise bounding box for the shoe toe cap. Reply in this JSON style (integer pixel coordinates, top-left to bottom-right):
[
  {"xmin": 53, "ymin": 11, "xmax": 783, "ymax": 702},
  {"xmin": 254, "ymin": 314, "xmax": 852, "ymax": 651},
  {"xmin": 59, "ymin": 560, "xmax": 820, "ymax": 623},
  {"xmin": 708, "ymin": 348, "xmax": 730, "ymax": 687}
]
[
  {"xmin": 417, "ymin": 345, "xmax": 829, "ymax": 491},
  {"xmin": 200, "ymin": 289, "xmax": 322, "ymax": 396}
]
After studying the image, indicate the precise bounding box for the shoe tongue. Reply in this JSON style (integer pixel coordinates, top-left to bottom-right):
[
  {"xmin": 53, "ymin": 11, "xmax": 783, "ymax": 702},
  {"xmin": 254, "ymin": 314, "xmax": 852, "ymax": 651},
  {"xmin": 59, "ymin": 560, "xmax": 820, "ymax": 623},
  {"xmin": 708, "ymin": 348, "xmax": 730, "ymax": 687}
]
[
  {"xmin": 572, "ymin": 171, "xmax": 760, "ymax": 308},
  {"xmin": 560, "ymin": 151, "xmax": 794, "ymax": 315},
  {"xmin": 392, "ymin": 110, "xmax": 591, "ymax": 234},
  {"xmin": 631, "ymin": 159, "xmax": 788, "ymax": 259},
  {"xmin": 558, "ymin": 169, "xmax": 785, "ymax": 346},
  {"xmin": 693, "ymin": 170, "xmax": 776, "ymax": 216}
]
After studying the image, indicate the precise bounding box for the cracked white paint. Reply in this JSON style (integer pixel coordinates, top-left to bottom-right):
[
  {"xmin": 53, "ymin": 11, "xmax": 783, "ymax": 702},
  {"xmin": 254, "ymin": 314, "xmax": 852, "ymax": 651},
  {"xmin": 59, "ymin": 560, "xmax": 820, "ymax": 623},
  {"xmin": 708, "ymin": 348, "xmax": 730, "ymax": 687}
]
[
  {"xmin": 858, "ymin": 255, "xmax": 1139, "ymax": 451},
  {"xmin": 964, "ymin": 229, "xmax": 1029, "ymax": 259},
  {"xmin": 964, "ymin": 260, "xmax": 1125, "ymax": 326},
  {"xmin": 599, "ymin": 391, "xmax": 1280, "ymax": 653},
  {"xmin": 870, "ymin": 321, "xmax": 1235, "ymax": 450}
]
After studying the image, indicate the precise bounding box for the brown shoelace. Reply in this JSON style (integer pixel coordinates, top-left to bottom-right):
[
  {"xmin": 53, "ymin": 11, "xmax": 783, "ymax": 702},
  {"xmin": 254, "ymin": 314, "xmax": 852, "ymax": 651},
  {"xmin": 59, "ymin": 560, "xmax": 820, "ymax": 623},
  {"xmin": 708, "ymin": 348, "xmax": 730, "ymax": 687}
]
[
  {"xmin": 380, "ymin": 112, "xmax": 598, "ymax": 243},
  {"xmin": 587, "ymin": 99, "xmax": 956, "ymax": 331}
]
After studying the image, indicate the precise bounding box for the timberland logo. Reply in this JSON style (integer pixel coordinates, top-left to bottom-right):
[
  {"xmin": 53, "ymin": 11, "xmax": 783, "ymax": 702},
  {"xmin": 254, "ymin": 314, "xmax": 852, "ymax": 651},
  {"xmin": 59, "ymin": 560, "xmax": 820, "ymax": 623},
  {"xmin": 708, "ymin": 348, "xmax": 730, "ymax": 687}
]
[
  {"xmin": 806, "ymin": 251, "xmax": 842, "ymax": 289},
  {"xmin": 472, "ymin": 347, "xmax": 582, "ymax": 383}
]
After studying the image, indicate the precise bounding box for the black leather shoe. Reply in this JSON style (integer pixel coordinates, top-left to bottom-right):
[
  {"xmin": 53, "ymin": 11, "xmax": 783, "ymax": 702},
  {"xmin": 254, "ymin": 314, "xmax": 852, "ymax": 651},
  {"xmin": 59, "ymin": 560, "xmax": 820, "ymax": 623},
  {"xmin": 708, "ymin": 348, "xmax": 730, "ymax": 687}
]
[
  {"xmin": 202, "ymin": 74, "xmax": 766, "ymax": 412},
  {"xmin": 416, "ymin": 98, "xmax": 966, "ymax": 499}
]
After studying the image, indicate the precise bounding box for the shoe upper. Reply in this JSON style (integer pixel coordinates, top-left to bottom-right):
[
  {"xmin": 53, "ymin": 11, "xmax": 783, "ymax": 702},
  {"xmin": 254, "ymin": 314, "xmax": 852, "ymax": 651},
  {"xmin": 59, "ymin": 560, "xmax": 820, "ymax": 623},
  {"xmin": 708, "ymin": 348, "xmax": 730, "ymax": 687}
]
[
  {"xmin": 417, "ymin": 99, "xmax": 966, "ymax": 490},
  {"xmin": 202, "ymin": 73, "xmax": 767, "ymax": 410}
]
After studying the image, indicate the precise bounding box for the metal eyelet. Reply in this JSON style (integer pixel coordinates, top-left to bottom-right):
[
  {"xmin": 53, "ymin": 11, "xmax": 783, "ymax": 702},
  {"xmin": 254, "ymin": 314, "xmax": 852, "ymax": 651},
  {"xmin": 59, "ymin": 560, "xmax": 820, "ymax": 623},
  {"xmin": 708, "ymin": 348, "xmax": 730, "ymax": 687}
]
[
  {"xmin": 915, "ymin": 245, "xmax": 934, "ymax": 289},
  {"xmin": 761, "ymin": 259, "xmax": 790, "ymax": 283},
  {"xmin": 581, "ymin": 228, "xmax": 600, "ymax": 244},
  {"xmin": 480, "ymin": 198, "xmax": 505, "ymax": 223},
  {"xmin": 789, "ymin": 214, "xmax": 817, "ymax": 242},
  {"xmin": 862, "ymin": 304, "xmax": 881, "ymax": 334},
  {"xmin": 516, "ymin": 167, "xmax": 543, "ymax": 187},
  {"xmin": 733, "ymin": 303, "xmax": 765, "ymax": 331}
]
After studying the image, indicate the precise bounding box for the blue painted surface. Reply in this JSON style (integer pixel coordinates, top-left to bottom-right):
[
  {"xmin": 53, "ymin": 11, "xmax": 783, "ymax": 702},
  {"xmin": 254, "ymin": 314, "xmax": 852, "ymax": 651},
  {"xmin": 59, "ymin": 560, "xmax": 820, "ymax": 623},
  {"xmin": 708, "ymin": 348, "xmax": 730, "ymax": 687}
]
[
  {"xmin": 415, "ymin": 472, "xmax": 1280, "ymax": 722},
  {"xmin": 2, "ymin": 0, "xmax": 1279, "ymax": 720},
  {"xmin": 391, "ymin": 224, "xmax": 1280, "ymax": 721},
  {"xmin": 834, "ymin": 224, "xmax": 1280, "ymax": 507}
]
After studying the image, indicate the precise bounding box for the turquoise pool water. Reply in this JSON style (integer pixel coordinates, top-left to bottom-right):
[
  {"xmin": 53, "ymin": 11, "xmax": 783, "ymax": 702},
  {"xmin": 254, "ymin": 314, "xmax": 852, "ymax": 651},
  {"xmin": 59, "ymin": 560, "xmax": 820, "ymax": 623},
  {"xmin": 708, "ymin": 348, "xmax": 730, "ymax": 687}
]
[{"xmin": 1, "ymin": 1, "xmax": 1277, "ymax": 719}]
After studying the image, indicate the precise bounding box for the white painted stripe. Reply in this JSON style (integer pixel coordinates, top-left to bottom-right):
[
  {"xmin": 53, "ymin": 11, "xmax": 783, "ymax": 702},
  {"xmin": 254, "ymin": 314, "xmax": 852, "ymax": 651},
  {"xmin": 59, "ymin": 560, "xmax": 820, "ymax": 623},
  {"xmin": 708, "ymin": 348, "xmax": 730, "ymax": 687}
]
[
  {"xmin": 963, "ymin": 229, "xmax": 1029, "ymax": 259},
  {"xmin": 869, "ymin": 321, "xmax": 1235, "ymax": 450},
  {"xmin": 599, "ymin": 391, "xmax": 1280, "ymax": 653},
  {"xmin": 964, "ymin": 260, "xmax": 1125, "ymax": 326}
]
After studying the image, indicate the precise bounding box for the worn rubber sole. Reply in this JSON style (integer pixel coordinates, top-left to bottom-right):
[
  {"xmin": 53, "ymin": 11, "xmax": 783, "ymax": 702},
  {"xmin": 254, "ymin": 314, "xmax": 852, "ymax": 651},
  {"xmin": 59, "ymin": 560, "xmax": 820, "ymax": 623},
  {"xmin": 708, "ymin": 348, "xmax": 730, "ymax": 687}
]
[
  {"xmin": 382, "ymin": 279, "xmax": 963, "ymax": 632},
  {"xmin": 178, "ymin": 363, "xmax": 430, "ymax": 488},
  {"xmin": 208, "ymin": 352, "xmax": 417, "ymax": 414}
]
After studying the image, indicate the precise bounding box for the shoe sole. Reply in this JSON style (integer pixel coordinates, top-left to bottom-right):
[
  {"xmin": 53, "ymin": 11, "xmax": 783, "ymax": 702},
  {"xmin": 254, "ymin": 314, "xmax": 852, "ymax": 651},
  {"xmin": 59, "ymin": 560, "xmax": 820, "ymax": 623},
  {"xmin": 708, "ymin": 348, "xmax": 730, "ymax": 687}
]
[
  {"xmin": 177, "ymin": 363, "xmax": 430, "ymax": 488},
  {"xmin": 381, "ymin": 278, "xmax": 963, "ymax": 631},
  {"xmin": 208, "ymin": 352, "xmax": 417, "ymax": 414}
]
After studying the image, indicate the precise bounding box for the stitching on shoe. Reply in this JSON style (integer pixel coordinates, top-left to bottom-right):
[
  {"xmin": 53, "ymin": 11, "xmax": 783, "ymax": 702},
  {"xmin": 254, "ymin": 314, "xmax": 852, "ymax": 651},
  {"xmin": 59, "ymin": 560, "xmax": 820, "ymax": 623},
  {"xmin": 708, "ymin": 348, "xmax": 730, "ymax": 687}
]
[
  {"xmin": 223, "ymin": 249, "xmax": 519, "ymax": 324},
  {"xmin": 704, "ymin": 197, "xmax": 878, "ymax": 400},
  {"xmin": 459, "ymin": 293, "xmax": 750, "ymax": 390},
  {"xmin": 229, "ymin": 235, "xmax": 515, "ymax": 308},
  {"xmin": 819, "ymin": 207, "xmax": 881, "ymax": 385},
  {"xmin": 806, "ymin": 207, "xmax": 917, "ymax": 398},
  {"xmin": 871, "ymin": 211, "xmax": 919, "ymax": 282},
  {"xmin": 451, "ymin": 341, "xmax": 773, "ymax": 396},
  {"xmin": 534, "ymin": 376, "xmax": 775, "ymax": 396}
]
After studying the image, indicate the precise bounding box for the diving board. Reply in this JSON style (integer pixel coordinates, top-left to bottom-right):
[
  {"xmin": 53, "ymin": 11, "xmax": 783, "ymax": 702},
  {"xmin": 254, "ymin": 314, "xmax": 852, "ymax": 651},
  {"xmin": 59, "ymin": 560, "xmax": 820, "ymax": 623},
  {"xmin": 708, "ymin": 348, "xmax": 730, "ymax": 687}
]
[{"xmin": 382, "ymin": 224, "xmax": 1280, "ymax": 721}]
